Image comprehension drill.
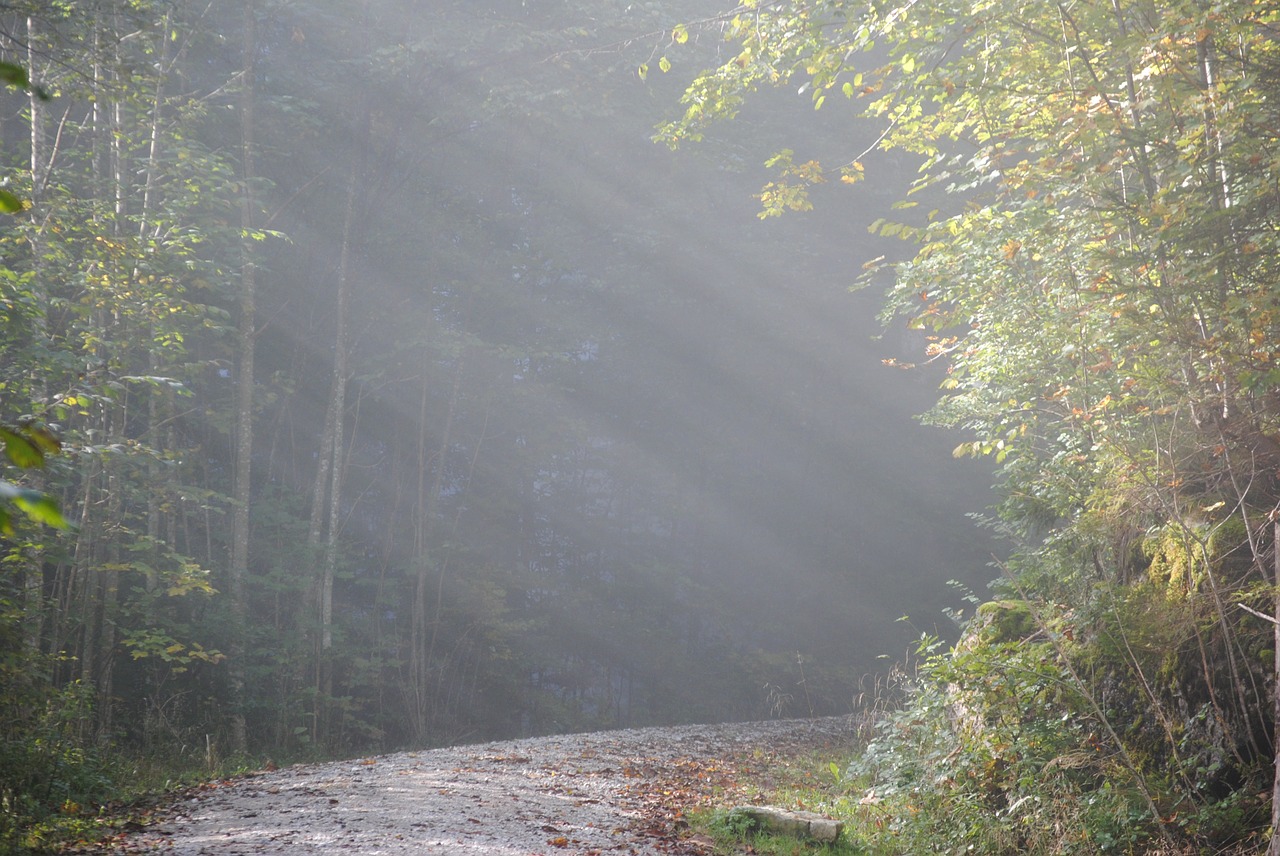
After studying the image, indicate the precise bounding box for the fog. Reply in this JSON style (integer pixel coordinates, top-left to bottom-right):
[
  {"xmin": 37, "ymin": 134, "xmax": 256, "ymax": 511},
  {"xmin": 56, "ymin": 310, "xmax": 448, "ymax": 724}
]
[
  {"xmin": 4, "ymin": 0, "xmax": 995, "ymax": 749},
  {"xmin": 242, "ymin": 0, "xmax": 995, "ymax": 735}
]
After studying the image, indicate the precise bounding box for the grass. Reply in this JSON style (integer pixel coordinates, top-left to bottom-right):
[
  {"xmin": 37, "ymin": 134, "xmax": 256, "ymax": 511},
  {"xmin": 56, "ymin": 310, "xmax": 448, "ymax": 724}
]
[
  {"xmin": 2, "ymin": 748, "xmax": 275, "ymax": 855},
  {"xmin": 694, "ymin": 805, "xmax": 865, "ymax": 856},
  {"xmin": 689, "ymin": 745, "xmax": 884, "ymax": 856}
]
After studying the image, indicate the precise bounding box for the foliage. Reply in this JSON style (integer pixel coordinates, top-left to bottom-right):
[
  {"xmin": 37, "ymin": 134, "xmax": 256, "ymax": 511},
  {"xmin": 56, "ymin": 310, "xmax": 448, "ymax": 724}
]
[
  {"xmin": 848, "ymin": 635, "xmax": 1156, "ymax": 854},
  {"xmin": 664, "ymin": 0, "xmax": 1280, "ymax": 536},
  {"xmin": 830, "ymin": 601, "xmax": 1270, "ymax": 852},
  {"xmin": 0, "ymin": 680, "xmax": 113, "ymax": 853},
  {"xmin": 663, "ymin": 0, "xmax": 1280, "ymax": 849},
  {"xmin": 709, "ymin": 618, "xmax": 1264, "ymax": 854},
  {"xmin": 0, "ymin": 423, "xmax": 69, "ymax": 535}
]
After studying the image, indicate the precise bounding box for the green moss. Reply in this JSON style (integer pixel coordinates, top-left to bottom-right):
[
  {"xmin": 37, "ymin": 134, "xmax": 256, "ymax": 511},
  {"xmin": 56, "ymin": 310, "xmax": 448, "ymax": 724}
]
[
  {"xmin": 1143, "ymin": 522, "xmax": 1199, "ymax": 600},
  {"xmin": 1144, "ymin": 514, "xmax": 1253, "ymax": 601},
  {"xmin": 974, "ymin": 600, "xmax": 1037, "ymax": 644}
]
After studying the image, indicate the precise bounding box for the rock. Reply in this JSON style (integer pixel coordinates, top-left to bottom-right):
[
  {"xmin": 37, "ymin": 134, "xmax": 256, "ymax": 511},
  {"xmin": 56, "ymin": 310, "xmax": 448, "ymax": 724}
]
[{"xmin": 728, "ymin": 805, "xmax": 843, "ymax": 843}]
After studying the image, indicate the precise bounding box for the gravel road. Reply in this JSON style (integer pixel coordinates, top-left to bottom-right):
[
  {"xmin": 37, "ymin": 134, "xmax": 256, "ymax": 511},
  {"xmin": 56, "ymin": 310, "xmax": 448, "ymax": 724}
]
[{"xmin": 113, "ymin": 716, "xmax": 856, "ymax": 855}]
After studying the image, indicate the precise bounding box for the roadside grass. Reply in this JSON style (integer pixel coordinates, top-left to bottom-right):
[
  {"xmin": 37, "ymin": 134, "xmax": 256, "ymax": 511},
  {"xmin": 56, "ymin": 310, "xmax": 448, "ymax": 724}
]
[
  {"xmin": 4, "ymin": 748, "xmax": 275, "ymax": 855},
  {"xmin": 691, "ymin": 745, "xmax": 885, "ymax": 856}
]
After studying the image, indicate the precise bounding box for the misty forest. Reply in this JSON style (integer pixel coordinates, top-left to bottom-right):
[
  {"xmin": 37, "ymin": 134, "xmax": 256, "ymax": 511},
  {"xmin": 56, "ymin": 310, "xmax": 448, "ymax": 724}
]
[{"xmin": 3, "ymin": 0, "xmax": 1280, "ymax": 852}]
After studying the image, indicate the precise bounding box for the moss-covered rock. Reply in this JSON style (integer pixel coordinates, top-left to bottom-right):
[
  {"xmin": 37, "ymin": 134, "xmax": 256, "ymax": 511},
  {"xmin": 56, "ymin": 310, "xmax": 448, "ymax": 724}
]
[{"xmin": 973, "ymin": 599, "xmax": 1037, "ymax": 644}]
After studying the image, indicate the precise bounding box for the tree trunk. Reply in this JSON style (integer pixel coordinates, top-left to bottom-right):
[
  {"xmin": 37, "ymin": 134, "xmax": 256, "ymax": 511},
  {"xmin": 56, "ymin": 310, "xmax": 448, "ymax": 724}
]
[
  {"xmin": 1269, "ymin": 518, "xmax": 1280, "ymax": 856},
  {"xmin": 225, "ymin": 0, "xmax": 258, "ymax": 756},
  {"xmin": 408, "ymin": 376, "xmax": 431, "ymax": 740},
  {"xmin": 423, "ymin": 347, "xmax": 467, "ymax": 730},
  {"xmin": 309, "ymin": 93, "xmax": 368, "ymax": 744},
  {"xmin": 20, "ymin": 12, "xmax": 46, "ymax": 656}
]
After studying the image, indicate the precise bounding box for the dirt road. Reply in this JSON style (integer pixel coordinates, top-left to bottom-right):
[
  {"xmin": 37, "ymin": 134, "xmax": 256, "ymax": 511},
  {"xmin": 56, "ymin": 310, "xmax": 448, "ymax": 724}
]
[{"xmin": 112, "ymin": 716, "xmax": 855, "ymax": 855}]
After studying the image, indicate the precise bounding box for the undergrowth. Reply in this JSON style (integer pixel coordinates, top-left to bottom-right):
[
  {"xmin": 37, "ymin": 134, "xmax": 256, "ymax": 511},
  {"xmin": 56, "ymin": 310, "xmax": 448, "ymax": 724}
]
[
  {"xmin": 702, "ymin": 583, "xmax": 1272, "ymax": 856},
  {"xmin": 1, "ymin": 736, "xmax": 284, "ymax": 855}
]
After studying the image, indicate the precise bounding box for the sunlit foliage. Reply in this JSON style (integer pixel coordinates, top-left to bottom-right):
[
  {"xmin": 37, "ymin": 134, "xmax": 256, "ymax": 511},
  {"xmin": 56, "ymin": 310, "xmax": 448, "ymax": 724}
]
[{"xmin": 667, "ymin": 0, "xmax": 1280, "ymax": 849}]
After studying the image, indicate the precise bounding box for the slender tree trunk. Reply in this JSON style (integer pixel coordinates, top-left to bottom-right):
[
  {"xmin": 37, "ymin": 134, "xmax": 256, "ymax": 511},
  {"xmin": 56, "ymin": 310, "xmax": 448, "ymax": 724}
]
[
  {"xmin": 1269, "ymin": 518, "xmax": 1280, "ymax": 856},
  {"xmin": 423, "ymin": 349, "xmax": 466, "ymax": 728},
  {"xmin": 19, "ymin": 12, "xmax": 44, "ymax": 654},
  {"xmin": 225, "ymin": 0, "xmax": 258, "ymax": 755},
  {"xmin": 139, "ymin": 10, "xmax": 170, "ymax": 598},
  {"xmin": 309, "ymin": 93, "xmax": 368, "ymax": 744},
  {"xmin": 306, "ymin": 332, "xmax": 338, "ymax": 743},
  {"xmin": 319, "ymin": 160, "xmax": 355, "ymax": 741},
  {"xmin": 27, "ymin": 16, "xmax": 44, "ymax": 209},
  {"xmin": 409, "ymin": 375, "xmax": 431, "ymax": 739}
]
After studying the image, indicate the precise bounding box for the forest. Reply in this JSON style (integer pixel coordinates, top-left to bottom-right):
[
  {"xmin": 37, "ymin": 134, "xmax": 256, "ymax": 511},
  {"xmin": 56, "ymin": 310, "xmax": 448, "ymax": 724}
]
[{"xmin": 3, "ymin": 0, "xmax": 1280, "ymax": 853}]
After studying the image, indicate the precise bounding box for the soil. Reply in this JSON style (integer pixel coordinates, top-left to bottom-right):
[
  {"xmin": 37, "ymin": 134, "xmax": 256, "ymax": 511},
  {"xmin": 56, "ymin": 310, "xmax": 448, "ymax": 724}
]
[{"xmin": 107, "ymin": 715, "xmax": 857, "ymax": 855}]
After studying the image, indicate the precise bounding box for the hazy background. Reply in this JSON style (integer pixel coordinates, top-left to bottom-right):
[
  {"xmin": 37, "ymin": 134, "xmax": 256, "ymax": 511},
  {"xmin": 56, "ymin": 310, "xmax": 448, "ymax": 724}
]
[
  {"xmin": 234, "ymin": 0, "xmax": 995, "ymax": 736},
  {"xmin": 2, "ymin": 0, "xmax": 996, "ymax": 752}
]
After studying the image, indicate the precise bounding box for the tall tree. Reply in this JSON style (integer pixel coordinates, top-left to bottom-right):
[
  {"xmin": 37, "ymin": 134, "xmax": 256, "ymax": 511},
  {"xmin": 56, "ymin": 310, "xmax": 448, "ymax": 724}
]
[{"xmin": 227, "ymin": 0, "xmax": 260, "ymax": 756}]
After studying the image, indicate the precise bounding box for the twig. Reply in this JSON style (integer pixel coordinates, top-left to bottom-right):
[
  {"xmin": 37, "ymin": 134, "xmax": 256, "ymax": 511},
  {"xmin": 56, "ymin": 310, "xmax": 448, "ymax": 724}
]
[{"xmin": 1238, "ymin": 602, "xmax": 1280, "ymax": 626}]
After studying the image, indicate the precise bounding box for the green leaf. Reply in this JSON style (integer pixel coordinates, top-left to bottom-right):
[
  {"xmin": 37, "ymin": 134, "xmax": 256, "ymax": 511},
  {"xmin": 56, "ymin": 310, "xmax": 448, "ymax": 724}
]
[
  {"xmin": 1, "ymin": 427, "xmax": 43, "ymax": 468},
  {"xmin": 25, "ymin": 426, "xmax": 62, "ymax": 456},
  {"xmin": 0, "ymin": 60, "xmax": 48, "ymax": 100},
  {"xmin": 14, "ymin": 492, "xmax": 71, "ymax": 529},
  {"xmin": 1, "ymin": 424, "xmax": 61, "ymax": 464},
  {"xmin": 638, "ymin": 63, "xmax": 649, "ymax": 81},
  {"xmin": 0, "ymin": 61, "xmax": 30, "ymax": 90},
  {"xmin": 0, "ymin": 480, "xmax": 70, "ymax": 529},
  {"xmin": 672, "ymin": 24, "xmax": 689, "ymax": 45},
  {"xmin": 0, "ymin": 189, "xmax": 24, "ymax": 214},
  {"xmin": 659, "ymin": 56, "xmax": 672, "ymax": 74}
]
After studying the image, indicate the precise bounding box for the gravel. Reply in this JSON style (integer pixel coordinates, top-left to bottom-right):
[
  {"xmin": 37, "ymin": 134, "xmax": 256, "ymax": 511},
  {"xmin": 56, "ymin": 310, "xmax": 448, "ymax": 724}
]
[{"xmin": 114, "ymin": 716, "xmax": 857, "ymax": 855}]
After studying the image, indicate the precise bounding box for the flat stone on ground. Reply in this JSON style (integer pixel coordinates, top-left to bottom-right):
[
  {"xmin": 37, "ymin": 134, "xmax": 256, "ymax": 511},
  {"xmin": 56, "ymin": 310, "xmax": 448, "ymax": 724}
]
[{"xmin": 730, "ymin": 804, "xmax": 844, "ymax": 842}]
